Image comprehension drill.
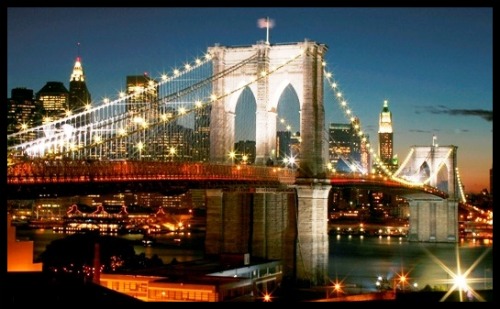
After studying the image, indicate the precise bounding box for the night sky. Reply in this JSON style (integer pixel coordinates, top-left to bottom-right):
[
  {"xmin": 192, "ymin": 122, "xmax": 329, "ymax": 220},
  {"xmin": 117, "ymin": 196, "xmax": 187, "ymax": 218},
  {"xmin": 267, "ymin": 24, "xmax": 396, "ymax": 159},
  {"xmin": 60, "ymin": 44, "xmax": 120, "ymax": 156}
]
[{"xmin": 7, "ymin": 7, "xmax": 492, "ymax": 193}]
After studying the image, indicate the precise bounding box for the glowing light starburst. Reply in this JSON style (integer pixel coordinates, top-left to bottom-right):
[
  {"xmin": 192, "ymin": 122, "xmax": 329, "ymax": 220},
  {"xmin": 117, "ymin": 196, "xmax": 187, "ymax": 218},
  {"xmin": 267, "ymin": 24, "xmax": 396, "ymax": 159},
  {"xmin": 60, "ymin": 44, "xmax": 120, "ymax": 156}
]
[
  {"xmin": 422, "ymin": 245, "xmax": 492, "ymax": 302},
  {"xmin": 393, "ymin": 268, "xmax": 413, "ymax": 291},
  {"xmin": 328, "ymin": 277, "xmax": 346, "ymax": 298}
]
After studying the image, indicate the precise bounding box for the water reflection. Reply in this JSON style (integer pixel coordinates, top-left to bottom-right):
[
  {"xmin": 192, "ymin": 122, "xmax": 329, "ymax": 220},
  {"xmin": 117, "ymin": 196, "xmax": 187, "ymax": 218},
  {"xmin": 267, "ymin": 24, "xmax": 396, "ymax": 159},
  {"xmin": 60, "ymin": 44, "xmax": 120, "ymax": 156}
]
[
  {"xmin": 16, "ymin": 229, "xmax": 492, "ymax": 294},
  {"xmin": 328, "ymin": 235, "xmax": 493, "ymax": 294}
]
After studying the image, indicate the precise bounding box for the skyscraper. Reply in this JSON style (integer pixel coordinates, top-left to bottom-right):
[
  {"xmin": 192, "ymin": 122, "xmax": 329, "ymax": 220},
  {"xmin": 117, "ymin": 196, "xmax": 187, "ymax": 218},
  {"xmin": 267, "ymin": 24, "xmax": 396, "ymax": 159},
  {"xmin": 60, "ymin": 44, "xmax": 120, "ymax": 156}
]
[
  {"xmin": 68, "ymin": 57, "xmax": 91, "ymax": 110},
  {"xmin": 193, "ymin": 105, "xmax": 211, "ymax": 162},
  {"xmin": 276, "ymin": 130, "xmax": 292, "ymax": 161},
  {"xmin": 7, "ymin": 88, "xmax": 41, "ymax": 144},
  {"xmin": 377, "ymin": 100, "xmax": 398, "ymax": 173},
  {"xmin": 36, "ymin": 81, "xmax": 69, "ymax": 123},
  {"xmin": 234, "ymin": 140, "xmax": 256, "ymax": 164},
  {"xmin": 124, "ymin": 74, "xmax": 159, "ymax": 159},
  {"xmin": 329, "ymin": 123, "xmax": 352, "ymax": 173},
  {"xmin": 125, "ymin": 74, "xmax": 193, "ymax": 162},
  {"xmin": 126, "ymin": 74, "xmax": 158, "ymax": 110},
  {"xmin": 360, "ymin": 133, "xmax": 371, "ymax": 174},
  {"xmin": 328, "ymin": 119, "xmax": 368, "ymax": 174}
]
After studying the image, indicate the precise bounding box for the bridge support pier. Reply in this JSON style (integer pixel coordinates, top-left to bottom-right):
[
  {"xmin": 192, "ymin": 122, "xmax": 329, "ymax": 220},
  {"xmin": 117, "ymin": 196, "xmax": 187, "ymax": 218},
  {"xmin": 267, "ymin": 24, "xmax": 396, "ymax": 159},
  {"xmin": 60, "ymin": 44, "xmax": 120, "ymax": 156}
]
[
  {"xmin": 204, "ymin": 185, "xmax": 331, "ymax": 288},
  {"xmin": 292, "ymin": 183, "xmax": 330, "ymax": 287},
  {"xmin": 251, "ymin": 188, "xmax": 295, "ymax": 261},
  {"xmin": 407, "ymin": 197, "xmax": 458, "ymax": 243},
  {"xmin": 205, "ymin": 189, "xmax": 253, "ymax": 255},
  {"xmin": 204, "ymin": 188, "xmax": 296, "ymax": 258}
]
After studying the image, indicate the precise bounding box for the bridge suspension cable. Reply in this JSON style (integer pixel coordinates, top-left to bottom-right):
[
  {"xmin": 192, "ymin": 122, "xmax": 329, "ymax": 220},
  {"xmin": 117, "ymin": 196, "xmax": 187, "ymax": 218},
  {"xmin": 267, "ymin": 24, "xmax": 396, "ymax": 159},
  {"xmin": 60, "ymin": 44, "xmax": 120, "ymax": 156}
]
[
  {"xmin": 391, "ymin": 147, "xmax": 414, "ymax": 178},
  {"xmin": 6, "ymin": 41, "xmax": 462, "ymax": 198},
  {"xmin": 455, "ymin": 167, "xmax": 467, "ymax": 203},
  {"xmin": 7, "ymin": 47, "xmax": 307, "ymax": 165},
  {"xmin": 321, "ymin": 63, "xmax": 458, "ymax": 194},
  {"xmin": 7, "ymin": 50, "xmax": 215, "ymax": 159},
  {"xmin": 422, "ymin": 148, "xmax": 453, "ymax": 185},
  {"xmin": 8, "ymin": 50, "xmax": 252, "ymax": 159},
  {"xmin": 322, "ymin": 64, "xmax": 423, "ymax": 187},
  {"xmin": 5, "ymin": 40, "xmax": 461, "ymax": 201}
]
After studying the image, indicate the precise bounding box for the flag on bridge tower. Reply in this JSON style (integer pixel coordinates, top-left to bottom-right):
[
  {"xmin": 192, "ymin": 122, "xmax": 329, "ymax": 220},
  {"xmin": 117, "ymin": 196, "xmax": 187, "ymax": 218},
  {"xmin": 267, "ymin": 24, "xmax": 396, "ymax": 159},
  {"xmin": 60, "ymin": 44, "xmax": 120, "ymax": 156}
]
[{"xmin": 257, "ymin": 17, "xmax": 275, "ymax": 45}]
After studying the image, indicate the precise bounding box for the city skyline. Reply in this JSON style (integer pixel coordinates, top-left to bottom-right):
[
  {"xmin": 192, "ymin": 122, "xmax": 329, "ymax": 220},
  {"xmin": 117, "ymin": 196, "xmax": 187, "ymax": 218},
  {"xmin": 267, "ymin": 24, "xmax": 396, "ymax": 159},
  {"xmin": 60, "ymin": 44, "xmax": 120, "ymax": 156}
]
[{"xmin": 7, "ymin": 7, "xmax": 492, "ymax": 193}]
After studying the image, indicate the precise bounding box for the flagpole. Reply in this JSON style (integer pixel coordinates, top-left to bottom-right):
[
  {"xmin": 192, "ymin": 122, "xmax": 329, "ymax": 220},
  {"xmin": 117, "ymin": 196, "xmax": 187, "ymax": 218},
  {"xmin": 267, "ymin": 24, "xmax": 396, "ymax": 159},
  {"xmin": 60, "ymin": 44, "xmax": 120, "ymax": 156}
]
[{"xmin": 266, "ymin": 17, "xmax": 270, "ymax": 44}]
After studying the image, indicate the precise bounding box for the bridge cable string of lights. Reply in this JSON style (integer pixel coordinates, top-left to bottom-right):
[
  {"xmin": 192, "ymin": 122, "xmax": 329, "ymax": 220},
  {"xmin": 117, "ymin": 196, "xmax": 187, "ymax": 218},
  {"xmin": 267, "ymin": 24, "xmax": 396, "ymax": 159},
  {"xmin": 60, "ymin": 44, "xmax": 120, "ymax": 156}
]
[
  {"xmin": 398, "ymin": 146, "xmax": 458, "ymax": 199},
  {"xmin": 6, "ymin": 50, "xmax": 216, "ymax": 157},
  {"xmin": 392, "ymin": 138, "xmax": 444, "ymax": 180},
  {"xmin": 322, "ymin": 64, "xmax": 410, "ymax": 183},
  {"xmin": 455, "ymin": 167, "xmax": 467, "ymax": 204},
  {"xmin": 9, "ymin": 42, "xmax": 458, "ymax": 194},
  {"xmin": 7, "ymin": 50, "xmax": 218, "ymax": 145},
  {"xmin": 8, "ymin": 49, "xmax": 308, "ymax": 162},
  {"xmin": 116, "ymin": 52, "xmax": 262, "ymax": 160},
  {"xmin": 82, "ymin": 49, "xmax": 306, "ymax": 161},
  {"xmin": 322, "ymin": 62, "xmax": 451, "ymax": 191},
  {"xmin": 7, "ymin": 51, "xmax": 259, "ymax": 160},
  {"xmin": 275, "ymin": 113, "xmax": 365, "ymax": 175},
  {"xmin": 11, "ymin": 53, "xmax": 264, "ymax": 160},
  {"xmin": 322, "ymin": 124, "xmax": 368, "ymax": 175},
  {"xmin": 392, "ymin": 147, "xmax": 454, "ymax": 187},
  {"xmin": 390, "ymin": 137, "xmax": 462, "ymax": 201},
  {"xmin": 275, "ymin": 116, "xmax": 300, "ymax": 168}
]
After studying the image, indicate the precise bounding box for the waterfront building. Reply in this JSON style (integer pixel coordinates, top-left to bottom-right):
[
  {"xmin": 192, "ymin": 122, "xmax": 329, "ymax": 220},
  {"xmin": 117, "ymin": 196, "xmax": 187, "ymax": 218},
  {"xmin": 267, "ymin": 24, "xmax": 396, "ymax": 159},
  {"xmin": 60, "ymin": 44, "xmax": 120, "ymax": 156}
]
[
  {"xmin": 99, "ymin": 259, "xmax": 282, "ymax": 302},
  {"xmin": 7, "ymin": 215, "xmax": 43, "ymax": 272}
]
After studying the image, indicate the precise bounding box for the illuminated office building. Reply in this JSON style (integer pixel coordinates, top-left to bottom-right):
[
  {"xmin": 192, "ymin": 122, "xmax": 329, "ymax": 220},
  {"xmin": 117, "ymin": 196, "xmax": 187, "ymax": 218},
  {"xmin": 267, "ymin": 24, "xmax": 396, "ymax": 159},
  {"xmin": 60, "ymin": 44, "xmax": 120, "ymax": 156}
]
[
  {"xmin": 328, "ymin": 119, "xmax": 369, "ymax": 173},
  {"xmin": 36, "ymin": 81, "xmax": 69, "ymax": 123},
  {"xmin": 376, "ymin": 100, "xmax": 398, "ymax": 173},
  {"xmin": 68, "ymin": 56, "xmax": 91, "ymax": 111},
  {"xmin": 7, "ymin": 88, "xmax": 41, "ymax": 145}
]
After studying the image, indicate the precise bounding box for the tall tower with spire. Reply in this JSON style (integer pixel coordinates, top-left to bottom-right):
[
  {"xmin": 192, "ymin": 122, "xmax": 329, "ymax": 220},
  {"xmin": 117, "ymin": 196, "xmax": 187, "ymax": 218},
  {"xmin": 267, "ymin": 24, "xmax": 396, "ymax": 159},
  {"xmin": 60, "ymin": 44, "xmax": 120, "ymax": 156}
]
[
  {"xmin": 377, "ymin": 100, "xmax": 398, "ymax": 173},
  {"xmin": 69, "ymin": 47, "xmax": 91, "ymax": 110}
]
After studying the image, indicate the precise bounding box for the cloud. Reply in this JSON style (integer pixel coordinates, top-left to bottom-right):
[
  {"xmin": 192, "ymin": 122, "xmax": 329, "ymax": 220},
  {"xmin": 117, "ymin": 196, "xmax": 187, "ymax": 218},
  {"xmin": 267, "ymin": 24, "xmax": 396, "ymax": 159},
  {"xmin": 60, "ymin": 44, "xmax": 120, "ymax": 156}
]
[
  {"xmin": 417, "ymin": 105, "xmax": 493, "ymax": 122},
  {"xmin": 454, "ymin": 128, "xmax": 470, "ymax": 133},
  {"xmin": 409, "ymin": 129, "xmax": 436, "ymax": 133}
]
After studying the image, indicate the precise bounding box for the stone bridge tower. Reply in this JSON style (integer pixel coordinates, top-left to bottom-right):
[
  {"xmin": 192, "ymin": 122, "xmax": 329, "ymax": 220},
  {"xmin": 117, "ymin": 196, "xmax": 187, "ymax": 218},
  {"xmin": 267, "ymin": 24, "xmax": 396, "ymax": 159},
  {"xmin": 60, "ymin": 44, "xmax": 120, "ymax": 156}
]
[
  {"xmin": 402, "ymin": 144, "xmax": 459, "ymax": 242},
  {"xmin": 206, "ymin": 40, "xmax": 331, "ymax": 287}
]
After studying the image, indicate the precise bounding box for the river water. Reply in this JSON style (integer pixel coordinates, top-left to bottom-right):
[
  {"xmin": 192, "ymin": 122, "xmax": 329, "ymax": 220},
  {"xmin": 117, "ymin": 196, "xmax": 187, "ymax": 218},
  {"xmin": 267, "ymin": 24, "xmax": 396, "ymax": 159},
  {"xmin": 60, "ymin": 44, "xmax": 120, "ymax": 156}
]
[{"xmin": 15, "ymin": 229, "xmax": 493, "ymax": 293}]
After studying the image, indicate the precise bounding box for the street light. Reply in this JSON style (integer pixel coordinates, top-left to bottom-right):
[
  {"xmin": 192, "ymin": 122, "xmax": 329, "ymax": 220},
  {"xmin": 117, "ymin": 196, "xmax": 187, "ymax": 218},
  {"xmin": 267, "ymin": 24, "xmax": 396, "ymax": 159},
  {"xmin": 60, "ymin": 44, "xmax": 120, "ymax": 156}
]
[
  {"xmin": 399, "ymin": 274, "xmax": 407, "ymax": 292},
  {"xmin": 169, "ymin": 147, "xmax": 176, "ymax": 161},
  {"xmin": 263, "ymin": 294, "xmax": 271, "ymax": 302},
  {"xmin": 394, "ymin": 272, "xmax": 409, "ymax": 293},
  {"xmin": 137, "ymin": 142, "xmax": 144, "ymax": 160},
  {"xmin": 228, "ymin": 150, "xmax": 236, "ymax": 165},
  {"xmin": 333, "ymin": 282, "xmax": 342, "ymax": 298}
]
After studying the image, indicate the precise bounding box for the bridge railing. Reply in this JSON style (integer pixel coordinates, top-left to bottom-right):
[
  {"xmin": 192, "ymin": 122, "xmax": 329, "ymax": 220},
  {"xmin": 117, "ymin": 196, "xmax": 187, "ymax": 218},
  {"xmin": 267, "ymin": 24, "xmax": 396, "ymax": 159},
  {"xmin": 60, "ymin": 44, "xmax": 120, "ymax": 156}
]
[
  {"xmin": 328, "ymin": 172, "xmax": 448, "ymax": 198},
  {"xmin": 7, "ymin": 159, "xmax": 296, "ymax": 185}
]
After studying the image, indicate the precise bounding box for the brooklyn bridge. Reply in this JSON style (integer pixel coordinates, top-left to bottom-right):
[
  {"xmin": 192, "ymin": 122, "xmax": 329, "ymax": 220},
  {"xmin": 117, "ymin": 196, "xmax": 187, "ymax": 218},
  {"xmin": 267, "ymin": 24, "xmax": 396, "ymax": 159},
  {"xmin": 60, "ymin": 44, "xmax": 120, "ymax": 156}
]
[{"xmin": 7, "ymin": 40, "xmax": 465, "ymax": 287}]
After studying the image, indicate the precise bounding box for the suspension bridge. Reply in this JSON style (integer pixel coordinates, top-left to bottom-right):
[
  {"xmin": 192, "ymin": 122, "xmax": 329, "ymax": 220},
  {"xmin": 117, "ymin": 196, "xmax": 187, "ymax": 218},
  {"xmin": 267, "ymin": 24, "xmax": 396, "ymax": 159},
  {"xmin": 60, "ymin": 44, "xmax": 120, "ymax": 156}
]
[{"xmin": 7, "ymin": 39, "xmax": 466, "ymax": 288}]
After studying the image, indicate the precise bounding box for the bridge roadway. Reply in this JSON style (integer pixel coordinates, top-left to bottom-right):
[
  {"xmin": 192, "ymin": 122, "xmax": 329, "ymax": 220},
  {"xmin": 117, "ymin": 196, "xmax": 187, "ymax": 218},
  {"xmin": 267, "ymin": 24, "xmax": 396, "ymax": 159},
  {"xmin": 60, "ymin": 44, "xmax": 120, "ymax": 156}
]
[
  {"xmin": 7, "ymin": 158, "xmax": 457, "ymax": 287},
  {"xmin": 6, "ymin": 159, "xmax": 447, "ymax": 200}
]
